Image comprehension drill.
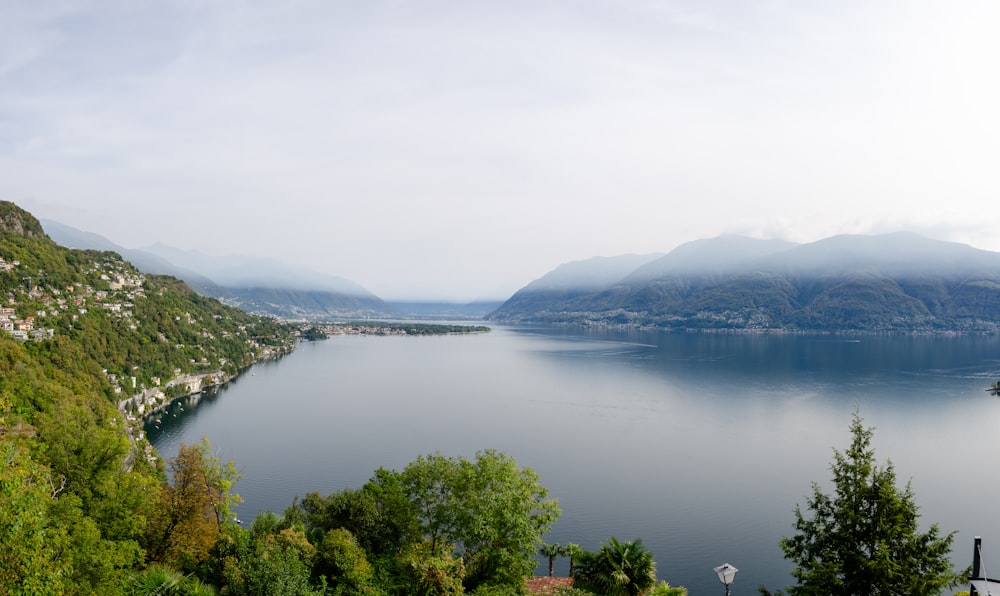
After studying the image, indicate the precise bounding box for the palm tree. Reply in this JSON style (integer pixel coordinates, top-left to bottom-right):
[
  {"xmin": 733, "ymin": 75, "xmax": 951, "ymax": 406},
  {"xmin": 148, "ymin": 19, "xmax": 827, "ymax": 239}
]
[
  {"xmin": 562, "ymin": 542, "xmax": 583, "ymax": 578},
  {"xmin": 131, "ymin": 565, "xmax": 218, "ymax": 596},
  {"xmin": 539, "ymin": 542, "xmax": 562, "ymax": 577},
  {"xmin": 132, "ymin": 565, "xmax": 185, "ymax": 595},
  {"xmin": 575, "ymin": 537, "xmax": 657, "ymax": 596}
]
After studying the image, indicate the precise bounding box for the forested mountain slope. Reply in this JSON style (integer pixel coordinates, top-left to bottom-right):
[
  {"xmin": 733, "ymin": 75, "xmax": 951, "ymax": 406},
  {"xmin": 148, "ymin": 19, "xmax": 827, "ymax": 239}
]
[
  {"xmin": 488, "ymin": 232, "xmax": 1000, "ymax": 332},
  {"xmin": 0, "ymin": 201, "xmax": 294, "ymax": 593}
]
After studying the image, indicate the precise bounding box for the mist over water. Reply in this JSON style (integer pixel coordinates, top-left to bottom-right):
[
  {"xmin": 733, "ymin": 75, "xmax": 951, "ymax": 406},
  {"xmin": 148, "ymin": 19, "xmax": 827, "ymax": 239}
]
[{"xmin": 148, "ymin": 327, "xmax": 1000, "ymax": 594}]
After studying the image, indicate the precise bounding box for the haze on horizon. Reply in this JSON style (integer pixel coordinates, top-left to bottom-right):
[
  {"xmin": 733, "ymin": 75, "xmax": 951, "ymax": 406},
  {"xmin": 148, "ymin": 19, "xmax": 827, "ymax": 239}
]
[{"xmin": 3, "ymin": 1, "xmax": 1000, "ymax": 302}]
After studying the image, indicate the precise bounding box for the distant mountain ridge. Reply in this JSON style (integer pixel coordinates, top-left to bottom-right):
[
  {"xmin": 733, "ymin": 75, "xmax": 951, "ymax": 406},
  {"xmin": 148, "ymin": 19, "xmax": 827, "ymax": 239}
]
[
  {"xmin": 42, "ymin": 219, "xmax": 395, "ymax": 319},
  {"xmin": 488, "ymin": 233, "xmax": 1000, "ymax": 332},
  {"xmin": 40, "ymin": 219, "xmax": 224, "ymax": 294}
]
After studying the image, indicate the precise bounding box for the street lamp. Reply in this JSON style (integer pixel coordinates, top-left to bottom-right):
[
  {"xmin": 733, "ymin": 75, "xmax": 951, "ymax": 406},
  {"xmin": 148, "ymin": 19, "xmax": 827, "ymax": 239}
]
[{"xmin": 714, "ymin": 563, "xmax": 738, "ymax": 595}]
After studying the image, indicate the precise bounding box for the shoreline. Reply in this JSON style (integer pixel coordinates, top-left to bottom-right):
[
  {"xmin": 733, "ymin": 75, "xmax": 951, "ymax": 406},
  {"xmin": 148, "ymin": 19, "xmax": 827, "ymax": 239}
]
[
  {"xmin": 487, "ymin": 320, "xmax": 993, "ymax": 336},
  {"xmin": 119, "ymin": 346, "xmax": 295, "ymax": 467}
]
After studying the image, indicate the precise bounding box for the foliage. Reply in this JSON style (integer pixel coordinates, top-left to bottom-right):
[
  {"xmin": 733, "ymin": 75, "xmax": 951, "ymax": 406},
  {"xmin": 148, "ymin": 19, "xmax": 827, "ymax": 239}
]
[
  {"xmin": 0, "ymin": 201, "xmax": 46, "ymax": 237},
  {"xmin": 776, "ymin": 412, "xmax": 962, "ymax": 595},
  {"xmin": 208, "ymin": 522, "xmax": 319, "ymax": 596},
  {"xmin": 401, "ymin": 449, "xmax": 561, "ymax": 591},
  {"xmin": 397, "ymin": 541, "xmax": 466, "ymax": 595},
  {"xmin": 574, "ymin": 537, "xmax": 657, "ymax": 596},
  {"xmin": 299, "ymin": 468, "xmax": 421, "ymax": 558},
  {"xmin": 539, "ymin": 543, "xmax": 561, "ymax": 577},
  {"xmin": 315, "ymin": 528, "xmax": 378, "ymax": 593},
  {"xmin": 0, "ymin": 368, "xmax": 156, "ymax": 595},
  {"xmin": 561, "ymin": 543, "xmax": 583, "ymax": 579},
  {"xmin": 647, "ymin": 581, "xmax": 687, "ymax": 596},
  {"xmin": 145, "ymin": 439, "xmax": 243, "ymax": 570},
  {"xmin": 129, "ymin": 564, "xmax": 218, "ymax": 596},
  {"xmin": 289, "ymin": 450, "xmax": 559, "ymax": 594},
  {"xmin": 0, "ymin": 433, "xmax": 69, "ymax": 594},
  {"xmin": 301, "ymin": 326, "xmax": 328, "ymax": 341}
]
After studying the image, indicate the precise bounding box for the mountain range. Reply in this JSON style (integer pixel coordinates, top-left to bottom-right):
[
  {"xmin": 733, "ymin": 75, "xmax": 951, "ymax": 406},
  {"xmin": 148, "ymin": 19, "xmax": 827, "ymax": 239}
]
[
  {"xmin": 43, "ymin": 219, "xmax": 495, "ymax": 319},
  {"xmin": 38, "ymin": 216, "xmax": 1000, "ymax": 332},
  {"xmin": 487, "ymin": 232, "xmax": 1000, "ymax": 332}
]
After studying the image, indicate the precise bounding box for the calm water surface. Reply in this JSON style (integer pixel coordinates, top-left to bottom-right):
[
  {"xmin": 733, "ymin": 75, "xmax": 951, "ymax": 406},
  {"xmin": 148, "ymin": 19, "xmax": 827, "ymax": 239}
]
[{"xmin": 148, "ymin": 326, "xmax": 1000, "ymax": 594}]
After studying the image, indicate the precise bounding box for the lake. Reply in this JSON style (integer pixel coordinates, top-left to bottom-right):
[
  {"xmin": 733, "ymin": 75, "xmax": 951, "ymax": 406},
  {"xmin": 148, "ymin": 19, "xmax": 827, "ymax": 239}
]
[{"xmin": 147, "ymin": 326, "xmax": 1000, "ymax": 594}]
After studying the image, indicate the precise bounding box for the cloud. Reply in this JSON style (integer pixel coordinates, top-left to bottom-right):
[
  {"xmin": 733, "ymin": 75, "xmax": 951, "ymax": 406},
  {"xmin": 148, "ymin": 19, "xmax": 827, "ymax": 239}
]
[{"xmin": 3, "ymin": 1, "xmax": 1000, "ymax": 300}]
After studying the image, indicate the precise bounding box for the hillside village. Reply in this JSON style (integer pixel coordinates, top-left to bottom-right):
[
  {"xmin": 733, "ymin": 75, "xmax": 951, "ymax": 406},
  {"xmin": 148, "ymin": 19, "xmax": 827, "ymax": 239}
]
[
  {"xmin": 1, "ymin": 243, "xmax": 292, "ymax": 421},
  {"xmin": 1, "ymin": 254, "xmax": 144, "ymax": 341}
]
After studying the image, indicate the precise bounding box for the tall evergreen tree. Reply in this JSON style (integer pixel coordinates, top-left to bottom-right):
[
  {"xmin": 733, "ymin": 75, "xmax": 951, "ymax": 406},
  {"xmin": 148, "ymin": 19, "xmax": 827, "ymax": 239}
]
[{"xmin": 777, "ymin": 412, "xmax": 962, "ymax": 595}]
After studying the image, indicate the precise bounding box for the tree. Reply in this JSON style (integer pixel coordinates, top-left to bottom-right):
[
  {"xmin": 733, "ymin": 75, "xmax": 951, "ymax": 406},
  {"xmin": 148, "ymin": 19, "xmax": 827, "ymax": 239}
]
[
  {"xmin": 401, "ymin": 452, "xmax": 463, "ymax": 555},
  {"xmin": 562, "ymin": 543, "xmax": 583, "ymax": 579},
  {"xmin": 0, "ymin": 438, "xmax": 69, "ymax": 594},
  {"xmin": 539, "ymin": 542, "xmax": 561, "ymax": 577},
  {"xmin": 398, "ymin": 540, "xmax": 466, "ymax": 595},
  {"xmin": 400, "ymin": 450, "xmax": 561, "ymax": 591},
  {"xmin": 776, "ymin": 412, "xmax": 961, "ymax": 595},
  {"xmin": 315, "ymin": 528, "xmax": 376, "ymax": 594},
  {"xmin": 209, "ymin": 522, "xmax": 318, "ymax": 596},
  {"xmin": 130, "ymin": 564, "xmax": 218, "ymax": 596},
  {"xmin": 298, "ymin": 469, "xmax": 419, "ymax": 558},
  {"xmin": 574, "ymin": 537, "xmax": 657, "ymax": 596},
  {"xmin": 648, "ymin": 581, "xmax": 688, "ymax": 596},
  {"xmin": 145, "ymin": 439, "xmax": 243, "ymax": 570}
]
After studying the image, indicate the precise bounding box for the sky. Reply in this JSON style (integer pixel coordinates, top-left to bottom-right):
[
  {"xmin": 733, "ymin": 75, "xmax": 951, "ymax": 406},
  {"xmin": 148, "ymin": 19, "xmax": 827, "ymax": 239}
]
[{"xmin": 3, "ymin": 1, "xmax": 1000, "ymax": 301}]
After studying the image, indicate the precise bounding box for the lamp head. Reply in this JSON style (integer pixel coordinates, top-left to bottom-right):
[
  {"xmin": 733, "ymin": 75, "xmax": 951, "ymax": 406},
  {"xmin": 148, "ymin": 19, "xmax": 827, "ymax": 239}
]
[{"xmin": 714, "ymin": 563, "xmax": 738, "ymax": 586}]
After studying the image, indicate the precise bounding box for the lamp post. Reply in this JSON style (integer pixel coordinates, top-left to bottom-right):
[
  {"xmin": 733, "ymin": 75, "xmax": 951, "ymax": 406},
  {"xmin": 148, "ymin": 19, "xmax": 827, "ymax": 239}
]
[{"xmin": 714, "ymin": 563, "xmax": 738, "ymax": 595}]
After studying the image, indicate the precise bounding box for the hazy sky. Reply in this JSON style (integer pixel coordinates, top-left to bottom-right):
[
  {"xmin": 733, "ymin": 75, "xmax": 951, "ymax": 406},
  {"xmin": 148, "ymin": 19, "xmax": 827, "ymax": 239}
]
[{"xmin": 3, "ymin": 1, "xmax": 1000, "ymax": 301}]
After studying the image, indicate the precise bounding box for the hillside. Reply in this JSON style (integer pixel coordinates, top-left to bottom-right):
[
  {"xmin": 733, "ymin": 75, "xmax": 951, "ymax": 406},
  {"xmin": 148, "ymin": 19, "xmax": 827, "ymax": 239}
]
[
  {"xmin": 40, "ymin": 218, "xmax": 225, "ymax": 296},
  {"xmin": 490, "ymin": 253, "xmax": 663, "ymax": 321},
  {"xmin": 0, "ymin": 201, "xmax": 296, "ymax": 593},
  {"xmin": 487, "ymin": 233, "xmax": 1000, "ymax": 332}
]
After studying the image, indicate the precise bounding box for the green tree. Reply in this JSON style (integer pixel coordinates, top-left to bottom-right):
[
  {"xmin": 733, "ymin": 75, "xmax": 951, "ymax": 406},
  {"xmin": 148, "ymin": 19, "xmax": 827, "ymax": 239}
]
[
  {"xmin": 574, "ymin": 537, "xmax": 657, "ymax": 596},
  {"xmin": 561, "ymin": 543, "xmax": 583, "ymax": 579},
  {"xmin": 776, "ymin": 412, "xmax": 962, "ymax": 595},
  {"xmin": 0, "ymin": 437, "xmax": 69, "ymax": 594},
  {"xmin": 209, "ymin": 523, "xmax": 318, "ymax": 596},
  {"xmin": 402, "ymin": 450, "xmax": 561, "ymax": 591},
  {"xmin": 130, "ymin": 564, "xmax": 218, "ymax": 595},
  {"xmin": 397, "ymin": 540, "xmax": 466, "ymax": 595},
  {"xmin": 648, "ymin": 581, "xmax": 687, "ymax": 596},
  {"xmin": 401, "ymin": 452, "xmax": 463, "ymax": 555},
  {"xmin": 539, "ymin": 542, "xmax": 561, "ymax": 577},
  {"xmin": 315, "ymin": 528, "xmax": 377, "ymax": 594},
  {"xmin": 299, "ymin": 469, "xmax": 419, "ymax": 558}
]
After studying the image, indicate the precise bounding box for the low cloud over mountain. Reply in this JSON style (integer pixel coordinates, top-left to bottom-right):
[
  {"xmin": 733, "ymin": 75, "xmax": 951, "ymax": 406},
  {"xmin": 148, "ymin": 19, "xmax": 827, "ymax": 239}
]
[{"xmin": 488, "ymin": 233, "xmax": 1000, "ymax": 332}]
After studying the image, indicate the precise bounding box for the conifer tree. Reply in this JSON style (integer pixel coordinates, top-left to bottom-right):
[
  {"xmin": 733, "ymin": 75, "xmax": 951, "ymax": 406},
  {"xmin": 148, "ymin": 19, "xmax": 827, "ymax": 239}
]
[{"xmin": 777, "ymin": 412, "xmax": 962, "ymax": 595}]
